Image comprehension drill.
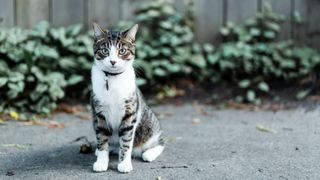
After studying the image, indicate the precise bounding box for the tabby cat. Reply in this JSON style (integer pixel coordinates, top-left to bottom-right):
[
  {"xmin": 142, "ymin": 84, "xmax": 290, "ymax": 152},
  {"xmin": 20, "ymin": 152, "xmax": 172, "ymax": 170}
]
[{"xmin": 91, "ymin": 23, "xmax": 164, "ymax": 173}]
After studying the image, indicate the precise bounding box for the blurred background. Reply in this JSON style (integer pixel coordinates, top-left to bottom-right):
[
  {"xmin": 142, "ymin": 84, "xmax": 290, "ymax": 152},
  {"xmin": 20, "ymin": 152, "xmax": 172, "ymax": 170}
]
[
  {"xmin": 0, "ymin": 0, "xmax": 320, "ymax": 118},
  {"xmin": 1, "ymin": 0, "xmax": 319, "ymax": 47}
]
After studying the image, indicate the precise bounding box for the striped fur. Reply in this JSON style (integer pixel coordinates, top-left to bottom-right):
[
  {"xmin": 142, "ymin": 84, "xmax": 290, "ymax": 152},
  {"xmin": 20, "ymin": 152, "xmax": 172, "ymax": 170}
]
[{"xmin": 91, "ymin": 23, "xmax": 164, "ymax": 173}]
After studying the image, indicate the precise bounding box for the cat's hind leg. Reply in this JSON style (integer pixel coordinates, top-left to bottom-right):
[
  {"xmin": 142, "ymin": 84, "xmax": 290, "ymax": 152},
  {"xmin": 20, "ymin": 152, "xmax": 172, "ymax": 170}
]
[
  {"xmin": 142, "ymin": 145, "xmax": 164, "ymax": 162},
  {"xmin": 141, "ymin": 133, "xmax": 164, "ymax": 162}
]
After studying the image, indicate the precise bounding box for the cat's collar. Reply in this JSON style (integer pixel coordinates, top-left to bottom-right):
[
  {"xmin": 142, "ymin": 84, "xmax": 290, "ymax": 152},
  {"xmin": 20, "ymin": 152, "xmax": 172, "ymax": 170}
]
[
  {"xmin": 102, "ymin": 70, "xmax": 124, "ymax": 90},
  {"xmin": 103, "ymin": 70, "xmax": 123, "ymax": 77}
]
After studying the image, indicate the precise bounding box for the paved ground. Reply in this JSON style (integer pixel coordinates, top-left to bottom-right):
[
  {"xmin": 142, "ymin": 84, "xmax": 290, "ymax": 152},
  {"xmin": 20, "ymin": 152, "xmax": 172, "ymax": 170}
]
[{"xmin": 0, "ymin": 104, "xmax": 319, "ymax": 180}]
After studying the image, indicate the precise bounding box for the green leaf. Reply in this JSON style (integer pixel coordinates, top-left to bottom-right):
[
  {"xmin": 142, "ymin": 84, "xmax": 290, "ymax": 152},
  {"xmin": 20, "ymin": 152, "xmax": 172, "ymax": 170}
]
[
  {"xmin": 293, "ymin": 11, "xmax": 302, "ymax": 24},
  {"xmin": 250, "ymin": 28, "xmax": 260, "ymax": 36},
  {"xmin": 66, "ymin": 24, "xmax": 83, "ymax": 36},
  {"xmin": 203, "ymin": 43, "xmax": 214, "ymax": 53},
  {"xmin": 258, "ymin": 82, "xmax": 269, "ymax": 92},
  {"xmin": 265, "ymin": 22, "xmax": 280, "ymax": 32},
  {"xmin": 238, "ymin": 79, "xmax": 251, "ymax": 88},
  {"xmin": 154, "ymin": 68, "xmax": 166, "ymax": 77},
  {"xmin": 136, "ymin": 78, "xmax": 147, "ymax": 86},
  {"xmin": 220, "ymin": 27, "xmax": 230, "ymax": 36},
  {"xmin": 246, "ymin": 90, "xmax": 256, "ymax": 102},
  {"xmin": 207, "ymin": 54, "xmax": 219, "ymax": 65},
  {"xmin": 67, "ymin": 75, "xmax": 83, "ymax": 85},
  {"xmin": 280, "ymin": 60, "xmax": 296, "ymax": 69},
  {"xmin": 296, "ymin": 90, "xmax": 310, "ymax": 100},
  {"xmin": 0, "ymin": 77, "xmax": 8, "ymax": 87},
  {"xmin": 264, "ymin": 31, "xmax": 276, "ymax": 39},
  {"xmin": 9, "ymin": 72, "xmax": 24, "ymax": 82}
]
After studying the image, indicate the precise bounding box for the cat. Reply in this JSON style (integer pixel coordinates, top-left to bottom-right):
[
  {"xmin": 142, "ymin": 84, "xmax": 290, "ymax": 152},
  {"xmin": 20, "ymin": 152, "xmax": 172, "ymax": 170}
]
[{"xmin": 90, "ymin": 23, "xmax": 164, "ymax": 173}]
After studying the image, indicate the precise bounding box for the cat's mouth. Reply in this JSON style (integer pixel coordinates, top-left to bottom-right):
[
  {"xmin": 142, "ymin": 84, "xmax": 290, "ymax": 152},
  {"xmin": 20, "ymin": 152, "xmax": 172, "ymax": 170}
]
[{"xmin": 104, "ymin": 67, "xmax": 125, "ymax": 74}]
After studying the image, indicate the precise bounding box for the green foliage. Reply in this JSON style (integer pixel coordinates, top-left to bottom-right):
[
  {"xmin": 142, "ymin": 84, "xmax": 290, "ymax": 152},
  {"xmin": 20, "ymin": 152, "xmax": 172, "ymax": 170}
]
[
  {"xmin": 203, "ymin": 4, "xmax": 320, "ymax": 103},
  {"xmin": 0, "ymin": 22, "xmax": 92, "ymax": 114},
  {"xmin": 118, "ymin": 0, "xmax": 204, "ymax": 88},
  {"xmin": 1, "ymin": 1, "xmax": 320, "ymax": 116}
]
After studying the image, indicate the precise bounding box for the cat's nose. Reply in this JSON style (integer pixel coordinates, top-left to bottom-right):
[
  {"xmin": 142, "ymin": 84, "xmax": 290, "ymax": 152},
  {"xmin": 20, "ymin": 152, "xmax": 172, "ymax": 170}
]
[{"xmin": 110, "ymin": 61, "xmax": 116, "ymax": 66}]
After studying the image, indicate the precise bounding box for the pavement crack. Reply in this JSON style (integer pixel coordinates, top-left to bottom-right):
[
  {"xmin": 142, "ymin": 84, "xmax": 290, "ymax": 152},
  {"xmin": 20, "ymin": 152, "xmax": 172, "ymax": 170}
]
[{"xmin": 151, "ymin": 165, "xmax": 188, "ymax": 169}]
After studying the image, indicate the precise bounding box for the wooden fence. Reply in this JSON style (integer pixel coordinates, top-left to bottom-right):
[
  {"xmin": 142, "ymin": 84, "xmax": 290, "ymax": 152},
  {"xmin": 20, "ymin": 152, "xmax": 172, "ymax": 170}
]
[{"xmin": 0, "ymin": 0, "xmax": 319, "ymax": 49}]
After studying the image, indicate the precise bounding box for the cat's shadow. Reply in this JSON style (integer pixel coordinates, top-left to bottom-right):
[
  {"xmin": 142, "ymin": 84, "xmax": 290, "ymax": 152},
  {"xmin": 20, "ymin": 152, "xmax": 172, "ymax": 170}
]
[{"xmin": 4, "ymin": 144, "xmax": 142, "ymax": 174}]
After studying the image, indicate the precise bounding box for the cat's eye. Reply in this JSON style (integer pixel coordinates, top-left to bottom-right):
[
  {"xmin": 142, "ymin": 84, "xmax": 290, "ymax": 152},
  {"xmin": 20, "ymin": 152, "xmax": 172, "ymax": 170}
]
[
  {"xmin": 119, "ymin": 48, "xmax": 126, "ymax": 55},
  {"xmin": 101, "ymin": 49, "xmax": 109, "ymax": 56}
]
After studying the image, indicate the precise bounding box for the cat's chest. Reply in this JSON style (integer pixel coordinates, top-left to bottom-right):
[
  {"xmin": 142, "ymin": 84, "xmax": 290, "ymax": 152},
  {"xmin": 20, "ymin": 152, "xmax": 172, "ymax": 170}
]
[
  {"xmin": 91, "ymin": 66, "xmax": 136, "ymax": 128},
  {"xmin": 100, "ymin": 81, "xmax": 133, "ymax": 106}
]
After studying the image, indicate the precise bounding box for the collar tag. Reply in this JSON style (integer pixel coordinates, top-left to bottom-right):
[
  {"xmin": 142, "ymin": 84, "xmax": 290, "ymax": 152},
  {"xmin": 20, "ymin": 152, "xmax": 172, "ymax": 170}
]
[{"xmin": 102, "ymin": 70, "xmax": 124, "ymax": 90}]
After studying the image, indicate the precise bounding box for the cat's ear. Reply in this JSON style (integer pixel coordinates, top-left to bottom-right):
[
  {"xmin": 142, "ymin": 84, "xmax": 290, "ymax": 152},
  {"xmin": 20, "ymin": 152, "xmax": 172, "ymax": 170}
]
[
  {"xmin": 93, "ymin": 22, "xmax": 107, "ymax": 37},
  {"xmin": 123, "ymin": 24, "xmax": 139, "ymax": 42}
]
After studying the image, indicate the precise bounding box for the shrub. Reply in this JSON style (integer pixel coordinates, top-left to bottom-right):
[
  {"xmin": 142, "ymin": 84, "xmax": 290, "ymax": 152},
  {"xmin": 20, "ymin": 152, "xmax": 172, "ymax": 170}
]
[
  {"xmin": 118, "ymin": 0, "xmax": 206, "ymax": 89},
  {"xmin": 0, "ymin": 1, "xmax": 320, "ymax": 117},
  {"xmin": 0, "ymin": 22, "xmax": 92, "ymax": 114},
  {"xmin": 203, "ymin": 5, "xmax": 320, "ymax": 103}
]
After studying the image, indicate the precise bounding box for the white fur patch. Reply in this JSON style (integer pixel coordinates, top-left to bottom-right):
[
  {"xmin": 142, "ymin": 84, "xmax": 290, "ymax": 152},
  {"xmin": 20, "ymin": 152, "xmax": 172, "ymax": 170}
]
[
  {"xmin": 93, "ymin": 150, "xmax": 109, "ymax": 172},
  {"xmin": 117, "ymin": 159, "xmax": 133, "ymax": 173},
  {"xmin": 91, "ymin": 63, "xmax": 136, "ymax": 132},
  {"xmin": 142, "ymin": 145, "xmax": 164, "ymax": 162}
]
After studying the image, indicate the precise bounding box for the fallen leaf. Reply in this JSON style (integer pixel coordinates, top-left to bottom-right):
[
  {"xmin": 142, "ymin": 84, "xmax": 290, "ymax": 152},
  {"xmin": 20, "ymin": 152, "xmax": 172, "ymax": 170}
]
[
  {"xmin": 21, "ymin": 120, "xmax": 46, "ymax": 126},
  {"xmin": 80, "ymin": 143, "xmax": 93, "ymax": 154},
  {"xmin": 47, "ymin": 121, "xmax": 65, "ymax": 129},
  {"xmin": 57, "ymin": 103, "xmax": 77, "ymax": 114},
  {"xmin": 71, "ymin": 136, "xmax": 93, "ymax": 154},
  {"xmin": 256, "ymin": 125, "xmax": 277, "ymax": 134},
  {"xmin": 0, "ymin": 118, "xmax": 6, "ymax": 125},
  {"xmin": 192, "ymin": 101, "xmax": 210, "ymax": 115},
  {"xmin": 21, "ymin": 120, "xmax": 65, "ymax": 129},
  {"xmin": 227, "ymin": 101, "xmax": 253, "ymax": 110},
  {"xmin": 75, "ymin": 114, "xmax": 91, "ymax": 120},
  {"xmin": 157, "ymin": 176, "xmax": 162, "ymax": 180},
  {"xmin": 9, "ymin": 111, "xmax": 19, "ymax": 120},
  {"xmin": 157, "ymin": 112, "xmax": 173, "ymax": 119},
  {"xmin": 2, "ymin": 144, "xmax": 25, "ymax": 149},
  {"xmin": 56, "ymin": 103, "xmax": 87, "ymax": 114},
  {"xmin": 192, "ymin": 118, "xmax": 201, "ymax": 124},
  {"xmin": 309, "ymin": 95, "xmax": 320, "ymax": 101}
]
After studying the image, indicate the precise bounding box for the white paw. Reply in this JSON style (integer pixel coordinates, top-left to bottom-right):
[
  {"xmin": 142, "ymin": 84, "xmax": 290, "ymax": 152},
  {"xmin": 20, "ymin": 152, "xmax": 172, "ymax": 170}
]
[
  {"xmin": 117, "ymin": 161, "xmax": 133, "ymax": 173},
  {"xmin": 142, "ymin": 145, "xmax": 164, "ymax": 162},
  {"xmin": 93, "ymin": 161, "xmax": 108, "ymax": 172},
  {"xmin": 95, "ymin": 148, "xmax": 98, "ymax": 156}
]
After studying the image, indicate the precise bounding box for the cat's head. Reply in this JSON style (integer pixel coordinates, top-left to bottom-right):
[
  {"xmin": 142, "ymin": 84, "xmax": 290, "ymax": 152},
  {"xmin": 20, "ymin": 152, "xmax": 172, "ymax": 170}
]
[{"xmin": 92, "ymin": 23, "xmax": 138, "ymax": 73}]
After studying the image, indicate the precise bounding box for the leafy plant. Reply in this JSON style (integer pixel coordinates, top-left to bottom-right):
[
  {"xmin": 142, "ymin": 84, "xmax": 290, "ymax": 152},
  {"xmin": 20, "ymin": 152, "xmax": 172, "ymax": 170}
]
[
  {"xmin": 203, "ymin": 4, "xmax": 320, "ymax": 103},
  {"xmin": 0, "ymin": 22, "xmax": 92, "ymax": 114},
  {"xmin": 119, "ymin": 0, "xmax": 205, "ymax": 88},
  {"xmin": 1, "ymin": 1, "xmax": 320, "ymax": 117}
]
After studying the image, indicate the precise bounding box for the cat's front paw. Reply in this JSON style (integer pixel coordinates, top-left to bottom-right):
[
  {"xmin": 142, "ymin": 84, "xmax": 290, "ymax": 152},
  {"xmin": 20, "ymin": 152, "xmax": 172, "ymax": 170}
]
[
  {"xmin": 117, "ymin": 161, "xmax": 133, "ymax": 173},
  {"xmin": 93, "ymin": 161, "xmax": 108, "ymax": 172}
]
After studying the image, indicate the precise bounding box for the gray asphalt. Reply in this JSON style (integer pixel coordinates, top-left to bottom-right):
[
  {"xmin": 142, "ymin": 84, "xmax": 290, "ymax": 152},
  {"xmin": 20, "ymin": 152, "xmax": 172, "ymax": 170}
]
[{"xmin": 0, "ymin": 104, "xmax": 319, "ymax": 180}]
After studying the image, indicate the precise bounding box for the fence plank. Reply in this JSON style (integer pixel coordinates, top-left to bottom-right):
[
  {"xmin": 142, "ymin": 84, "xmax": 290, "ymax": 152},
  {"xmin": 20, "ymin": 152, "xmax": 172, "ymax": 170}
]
[
  {"xmin": 121, "ymin": 0, "xmax": 146, "ymax": 21},
  {"xmin": 16, "ymin": 0, "xmax": 49, "ymax": 28},
  {"xmin": 88, "ymin": 0, "xmax": 121, "ymax": 29},
  {"xmin": 52, "ymin": 0, "xmax": 85, "ymax": 27},
  {"xmin": 174, "ymin": 0, "xmax": 187, "ymax": 14},
  {"xmin": 194, "ymin": 0, "xmax": 224, "ymax": 44},
  {"xmin": 227, "ymin": 0, "xmax": 258, "ymax": 23},
  {"xmin": 0, "ymin": 0, "xmax": 15, "ymax": 28},
  {"xmin": 292, "ymin": 0, "xmax": 307, "ymax": 46},
  {"xmin": 261, "ymin": 0, "xmax": 292, "ymax": 40},
  {"xmin": 306, "ymin": 0, "xmax": 320, "ymax": 50}
]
